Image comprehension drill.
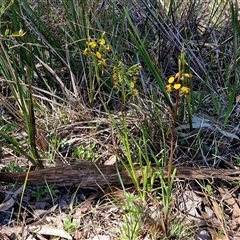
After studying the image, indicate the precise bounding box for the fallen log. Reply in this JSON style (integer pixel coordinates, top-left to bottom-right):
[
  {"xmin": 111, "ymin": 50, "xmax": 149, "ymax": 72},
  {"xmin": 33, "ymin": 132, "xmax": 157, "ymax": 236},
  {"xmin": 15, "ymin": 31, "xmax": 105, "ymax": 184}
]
[{"xmin": 0, "ymin": 161, "xmax": 240, "ymax": 187}]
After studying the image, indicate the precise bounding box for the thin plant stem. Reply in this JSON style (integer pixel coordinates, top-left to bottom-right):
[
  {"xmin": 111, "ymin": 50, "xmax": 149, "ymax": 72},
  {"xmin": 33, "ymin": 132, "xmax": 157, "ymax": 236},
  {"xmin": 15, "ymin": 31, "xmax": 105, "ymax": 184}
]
[{"xmin": 168, "ymin": 87, "xmax": 180, "ymax": 185}]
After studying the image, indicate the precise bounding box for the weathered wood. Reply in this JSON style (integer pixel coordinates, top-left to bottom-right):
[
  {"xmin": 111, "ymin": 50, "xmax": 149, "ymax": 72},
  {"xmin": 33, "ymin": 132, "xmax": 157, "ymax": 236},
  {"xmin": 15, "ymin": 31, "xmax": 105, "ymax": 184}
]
[
  {"xmin": 0, "ymin": 161, "xmax": 240, "ymax": 187},
  {"xmin": 0, "ymin": 162, "xmax": 137, "ymax": 187}
]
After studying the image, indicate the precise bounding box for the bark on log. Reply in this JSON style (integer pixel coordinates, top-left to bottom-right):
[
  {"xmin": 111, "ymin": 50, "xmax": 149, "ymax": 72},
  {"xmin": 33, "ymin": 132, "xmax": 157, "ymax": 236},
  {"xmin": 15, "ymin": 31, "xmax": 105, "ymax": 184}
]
[{"xmin": 0, "ymin": 161, "xmax": 240, "ymax": 187}]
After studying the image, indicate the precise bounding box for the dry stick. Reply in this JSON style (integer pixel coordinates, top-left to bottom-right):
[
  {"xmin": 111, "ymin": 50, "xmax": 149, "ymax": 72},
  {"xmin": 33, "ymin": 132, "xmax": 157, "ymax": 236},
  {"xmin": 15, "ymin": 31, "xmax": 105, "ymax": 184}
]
[{"xmin": 0, "ymin": 161, "xmax": 240, "ymax": 187}]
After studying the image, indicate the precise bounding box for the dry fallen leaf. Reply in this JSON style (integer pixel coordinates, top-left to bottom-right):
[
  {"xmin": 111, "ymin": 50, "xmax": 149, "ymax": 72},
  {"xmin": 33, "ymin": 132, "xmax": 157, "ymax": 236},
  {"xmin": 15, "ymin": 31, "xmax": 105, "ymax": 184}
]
[
  {"xmin": 218, "ymin": 185, "xmax": 240, "ymax": 233},
  {"xmin": 208, "ymin": 227, "xmax": 229, "ymax": 240},
  {"xmin": 209, "ymin": 198, "xmax": 229, "ymax": 240},
  {"xmin": 177, "ymin": 190, "xmax": 205, "ymax": 222},
  {"xmin": 28, "ymin": 225, "xmax": 72, "ymax": 240},
  {"xmin": 218, "ymin": 186, "xmax": 240, "ymax": 219},
  {"xmin": 90, "ymin": 235, "xmax": 110, "ymax": 240},
  {"xmin": 0, "ymin": 186, "xmax": 23, "ymax": 211},
  {"xmin": 104, "ymin": 155, "xmax": 117, "ymax": 165}
]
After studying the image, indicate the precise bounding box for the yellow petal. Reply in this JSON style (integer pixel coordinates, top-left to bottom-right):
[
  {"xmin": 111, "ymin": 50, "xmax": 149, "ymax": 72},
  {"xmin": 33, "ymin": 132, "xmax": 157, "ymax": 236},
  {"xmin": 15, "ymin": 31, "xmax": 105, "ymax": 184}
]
[
  {"xmin": 173, "ymin": 83, "xmax": 181, "ymax": 90},
  {"xmin": 181, "ymin": 86, "xmax": 190, "ymax": 95},
  {"xmin": 183, "ymin": 73, "xmax": 193, "ymax": 78},
  {"xmin": 98, "ymin": 38, "xmax": 105, "ymax": 45},
  {"xmin": 133, "ymin": 89, "xmax": 139, "ymax": 96},
  {"xmin": 130, "ymin": 82, "xmax": 135, "ymax": 88},
  {"xmin": 132, "ymin": 76, "xmax": 138, "ymax": 83},
  {"xmin": 168, "ymin": 76, "xmax": 175, "ymax": 83},
  {"xmin": 96, "ymin": 51, "xmax": 102, "ymax": 59},
  {"xmin": 89, "ymin": 41, "xmax": 97, "ymax": 49},
  {"xmin": 166, "ymin": 84, "xmax": 172, "ymax": 92},
  {"xmin": 83, "ymin": 48, "xmax": 88, "ymax": 55},
  {"xmin": 113, "ymin": 80, "xmax": 118, "ymax": 89},
  {"xmin": 105, "ymin": 44, "xmax": 110, "ymax": 51},
  {"xmin": 99, "ymin": 59, "xmax": 107, "ymax": 66}
]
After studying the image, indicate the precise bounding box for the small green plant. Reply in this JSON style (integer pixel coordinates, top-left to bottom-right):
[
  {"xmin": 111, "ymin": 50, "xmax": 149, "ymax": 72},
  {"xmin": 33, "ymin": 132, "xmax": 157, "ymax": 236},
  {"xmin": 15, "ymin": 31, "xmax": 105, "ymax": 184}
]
[
  {"xmin": 159, "ymin": 169, "xmax": 176, "ymax": 231},
  {"xmin": 120, "ymin": 192, "xmax": 143, "ymax": 240},
  {"xmin": 45, "ymin": 183, "xmax": 59, "ymax": 198},
  {"xmin": 72, "ymin": 142, "xmax": 99, "ymax": 160},
  {"xmin": 2, "ymin": 160, "xmax": 27, "ymax": 173},
  {"xmin": 31, "ymin": 186, "xmax": 46, "ymax": 201},
  {"xmin": 204, "ymin": 183, "xmax": 214, "ymax": 196},
  {"xmin": 31, "ymin": 184, "xmax": 59, "ymax": 201},
  {"xmin": 63, "ymin": 216, "xmax": 78, "ymax": 234}
]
